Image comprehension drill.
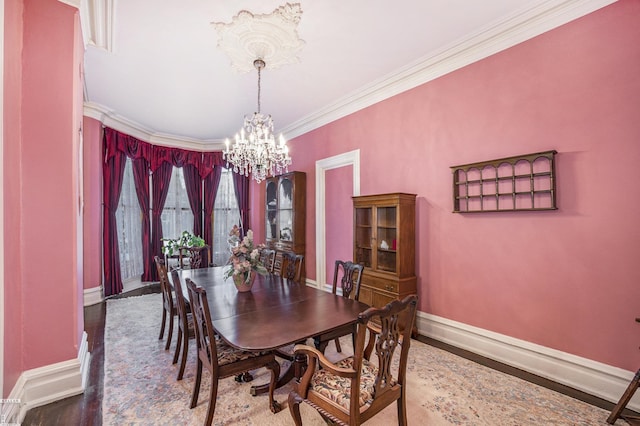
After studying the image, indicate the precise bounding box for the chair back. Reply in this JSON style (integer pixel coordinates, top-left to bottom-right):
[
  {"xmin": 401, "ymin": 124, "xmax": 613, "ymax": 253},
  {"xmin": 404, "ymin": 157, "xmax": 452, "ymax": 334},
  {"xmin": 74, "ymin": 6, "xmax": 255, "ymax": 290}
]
[
  {"xmin": 179, "ymin": 245, "xmax": 211, "ymax": 269},
  {"xmin": 281, "ymin": 252, "xmax": 304, "ymax": 282},
  {"xmin": 259, "ymin": 248, "xmax": 276, "ymax": 273},
  {"xmin": 186, "ymin": 278, "xmax": 217, "ymax": 371},
  {"xmin": 155, "ymin": 256, "xmax": 174, "ymax": 313},
  {"xmin": 332, "ymin": 260, "xmax": 364, "ymax": 300},
  {"xmin": 170, "ymin": 270, "xmax": 190, "ymax": 325},
  {"xmin": 357, "ymin": 295, "xmax": 418, "ymax": 407}
]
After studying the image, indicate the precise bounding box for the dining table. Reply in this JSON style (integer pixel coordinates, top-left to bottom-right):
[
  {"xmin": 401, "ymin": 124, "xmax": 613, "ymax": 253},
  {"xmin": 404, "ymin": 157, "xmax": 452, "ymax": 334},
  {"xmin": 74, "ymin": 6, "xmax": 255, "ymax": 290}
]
[{"xmin": 169, "ymin": 266, "xmax": 370, "ymax": 395}]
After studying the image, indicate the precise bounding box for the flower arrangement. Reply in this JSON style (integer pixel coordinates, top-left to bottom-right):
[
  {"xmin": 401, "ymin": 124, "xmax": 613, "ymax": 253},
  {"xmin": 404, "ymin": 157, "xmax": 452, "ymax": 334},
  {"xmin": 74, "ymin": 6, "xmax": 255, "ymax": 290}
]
[{"xmin": 224, "ymin": 226, "xmax": 268, "ymax": 284}]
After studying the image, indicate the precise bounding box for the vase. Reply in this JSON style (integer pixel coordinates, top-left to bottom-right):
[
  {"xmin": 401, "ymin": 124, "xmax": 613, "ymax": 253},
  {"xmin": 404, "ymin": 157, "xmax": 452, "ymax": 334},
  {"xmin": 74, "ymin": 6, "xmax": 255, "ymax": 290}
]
[{"xmin": 233, "ymin": 271, "xmax": 256, "ymax": 292}]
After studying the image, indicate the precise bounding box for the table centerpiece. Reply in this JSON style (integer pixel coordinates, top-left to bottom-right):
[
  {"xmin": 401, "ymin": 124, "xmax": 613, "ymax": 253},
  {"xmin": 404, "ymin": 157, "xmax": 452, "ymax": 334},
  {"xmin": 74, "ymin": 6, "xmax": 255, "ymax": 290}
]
[{"xmin": 225, "ymin": 226, "xmax": 268, "ymax": 292}]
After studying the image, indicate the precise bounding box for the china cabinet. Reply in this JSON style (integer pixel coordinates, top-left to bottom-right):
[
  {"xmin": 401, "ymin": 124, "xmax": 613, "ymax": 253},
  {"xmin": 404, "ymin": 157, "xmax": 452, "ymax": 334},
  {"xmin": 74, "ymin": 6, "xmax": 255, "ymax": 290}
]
[
  {"xmin": 265, "ymin": 171, "xmax": 306, "ymax": 274},
  {"xmin": 353, "ymin": 193, "xmax": 417, "ymax": 329}
]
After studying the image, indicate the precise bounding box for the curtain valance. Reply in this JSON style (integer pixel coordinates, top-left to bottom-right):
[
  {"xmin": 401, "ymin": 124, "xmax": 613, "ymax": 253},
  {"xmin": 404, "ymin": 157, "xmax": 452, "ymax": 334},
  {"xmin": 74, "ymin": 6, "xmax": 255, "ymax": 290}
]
[{"xmin": 104, "ymin": 127, "xmax": 152, "ymax": 162}]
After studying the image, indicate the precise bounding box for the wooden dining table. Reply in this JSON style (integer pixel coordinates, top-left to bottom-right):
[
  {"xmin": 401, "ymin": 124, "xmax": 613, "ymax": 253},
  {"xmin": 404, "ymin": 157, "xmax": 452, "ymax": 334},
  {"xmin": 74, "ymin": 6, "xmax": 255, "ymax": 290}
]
[{"xmin": 169, "ymin": 266, "xmax": 370, "ymax": 393}]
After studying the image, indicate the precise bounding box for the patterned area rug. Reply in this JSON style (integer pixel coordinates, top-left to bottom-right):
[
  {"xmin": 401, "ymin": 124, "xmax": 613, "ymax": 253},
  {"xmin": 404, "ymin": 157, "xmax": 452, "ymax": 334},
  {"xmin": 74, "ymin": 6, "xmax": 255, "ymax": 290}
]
[{"xmin": 103, "ymin": 294, "xmax": 622, "ymax": 425}]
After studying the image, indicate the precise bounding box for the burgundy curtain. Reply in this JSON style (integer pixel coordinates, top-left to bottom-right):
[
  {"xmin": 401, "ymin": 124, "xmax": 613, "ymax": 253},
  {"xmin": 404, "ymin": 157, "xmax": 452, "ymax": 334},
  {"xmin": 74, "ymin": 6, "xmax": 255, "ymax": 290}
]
[
  {"xmin": 103, "ymin": 127, "xmax": 225, "ymax": 283},
  {"xmin": 183, "ymin": 164, "xmax": 203, "ymax": 238},
  {"xmin": 151, "ymin": 146, "xmax": 204, "ymax": 274},
  {"xmin": 202, "ymin": 152, "xmax": 225, "ymax": 247},
  {"xmin": 104, "ymin": 128, "xmax": 153, "ymax": 286},
  {"xmin": 232, "ymin": 172, "xmax": 250, "ymax": 236},
  {"xmin": 102, "ymin": 134, "xmax": 127, "ymax": 297},
  {"xmin": 151, "ymin": 161, "xmax": 173, "ymax": 280},
  {"xmin": 132, "ymin": 157, "xmax": 152, "ymax": 281}
]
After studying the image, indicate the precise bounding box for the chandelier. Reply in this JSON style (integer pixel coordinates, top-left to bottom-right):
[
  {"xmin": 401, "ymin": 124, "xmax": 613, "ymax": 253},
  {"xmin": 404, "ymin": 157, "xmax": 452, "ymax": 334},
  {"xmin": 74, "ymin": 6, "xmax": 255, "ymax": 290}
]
[{"xmin": 223, "ymin": 58, "xmax": 291, "ymax": 183}]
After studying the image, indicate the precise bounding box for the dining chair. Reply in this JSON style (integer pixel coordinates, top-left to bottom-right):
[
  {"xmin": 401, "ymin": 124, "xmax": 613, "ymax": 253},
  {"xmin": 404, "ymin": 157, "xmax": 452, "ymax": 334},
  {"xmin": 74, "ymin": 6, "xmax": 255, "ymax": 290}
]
[
  {"xmin": 185, "ymin": 278, "xmax": 281, "ymax": 425},
  {"xmin": 288, "ymin": 294, "xmax": 418, "ymax": 426},
  {"xmin": 170, "ymin": 270, "xmax": 196, "ymax": 380},
  {"xmin": 281, "ymin": 252, "xmax": 304, "ymax": 283},
  {"xmin": 155, "ymin": 256, "xmax": 177, "ymax": 351},
  {"xmin": 331, "ymin": 260, "xmax": 364, "ymax": 353},
  {"xmin": 179, "ymin": 245, "xmax": 211, "ymax": 269},
  {"xmin": 259, "ymin": 248, "xmax": 276, "ymax": 273}
]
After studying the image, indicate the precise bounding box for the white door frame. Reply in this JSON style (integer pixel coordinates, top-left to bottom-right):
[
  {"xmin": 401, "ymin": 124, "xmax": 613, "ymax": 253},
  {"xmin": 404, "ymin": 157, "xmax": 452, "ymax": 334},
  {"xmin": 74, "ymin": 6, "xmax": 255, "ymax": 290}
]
[
  {"xmin": 1, "ymin": 0, "xmax": 6, "ymax": 394},
  {"xmin": 314, "ymin": 150, "xmax": 360, "ymax": 290}
]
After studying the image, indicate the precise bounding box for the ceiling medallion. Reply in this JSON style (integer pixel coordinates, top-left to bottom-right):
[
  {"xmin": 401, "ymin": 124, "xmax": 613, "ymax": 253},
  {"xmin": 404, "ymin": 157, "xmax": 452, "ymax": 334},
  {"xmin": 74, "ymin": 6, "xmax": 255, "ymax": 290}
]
[{"xmin": 212, "ymin": 3, "xmax": 305, "ymax": 73}]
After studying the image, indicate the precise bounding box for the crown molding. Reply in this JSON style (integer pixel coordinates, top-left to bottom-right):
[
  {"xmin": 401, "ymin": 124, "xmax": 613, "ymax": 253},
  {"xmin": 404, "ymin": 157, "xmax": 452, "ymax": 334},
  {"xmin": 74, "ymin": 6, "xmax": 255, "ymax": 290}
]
[
  {"xmin": 280, "ymin": 0, "xmax": 618, "ymax": 139},
  {"xmin": 57, "ymin": 0, "xmax": 81, "ymax": 8},
  {"xmin": 84, "ymin": 0, "xmax": 617, "ymax": 146},
  {"xmin": 83, "ymin": 102, "xmax": 225, "ymax": 151}
]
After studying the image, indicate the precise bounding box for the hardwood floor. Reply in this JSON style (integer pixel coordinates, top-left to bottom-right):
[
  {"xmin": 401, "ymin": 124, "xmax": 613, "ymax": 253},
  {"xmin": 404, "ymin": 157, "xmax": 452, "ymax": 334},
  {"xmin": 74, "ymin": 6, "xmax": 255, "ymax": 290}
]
[{"xmin": 21, "ymin": 285, "xmax": 637, "ymax": 425}]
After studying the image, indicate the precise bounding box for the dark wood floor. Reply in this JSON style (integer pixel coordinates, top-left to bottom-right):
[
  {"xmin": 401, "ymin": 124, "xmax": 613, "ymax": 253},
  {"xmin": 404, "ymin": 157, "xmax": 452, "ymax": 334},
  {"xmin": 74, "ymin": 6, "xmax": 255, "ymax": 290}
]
[{"xmin": 22, "ymin": 284, "xmax": 637, "ymax": 425}]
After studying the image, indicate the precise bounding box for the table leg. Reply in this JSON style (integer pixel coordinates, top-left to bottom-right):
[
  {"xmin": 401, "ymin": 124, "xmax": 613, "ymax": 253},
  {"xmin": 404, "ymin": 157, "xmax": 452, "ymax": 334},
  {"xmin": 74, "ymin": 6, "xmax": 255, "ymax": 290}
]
[{"xmin": 251, "ymin": 350, "xmax": 308, "ymax": 396}]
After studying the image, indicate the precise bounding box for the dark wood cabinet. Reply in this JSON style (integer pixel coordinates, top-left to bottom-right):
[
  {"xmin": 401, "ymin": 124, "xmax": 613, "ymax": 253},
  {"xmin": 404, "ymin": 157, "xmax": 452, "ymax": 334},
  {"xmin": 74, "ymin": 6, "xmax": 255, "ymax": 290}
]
[
  {"xmin": 265, "ymin": 171, "xmax": 306, "ymax": 275},
  {"xmin": 353, "ymin": 193, "xmax": 417, "ymax": 325}
]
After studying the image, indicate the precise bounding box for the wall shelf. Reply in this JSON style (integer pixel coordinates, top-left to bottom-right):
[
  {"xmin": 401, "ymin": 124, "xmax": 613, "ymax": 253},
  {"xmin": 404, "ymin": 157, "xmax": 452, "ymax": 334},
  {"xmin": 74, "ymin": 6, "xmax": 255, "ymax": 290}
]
[{"xmin": 451, "ymin": 150, "xmax": 557, "ymax": 213}]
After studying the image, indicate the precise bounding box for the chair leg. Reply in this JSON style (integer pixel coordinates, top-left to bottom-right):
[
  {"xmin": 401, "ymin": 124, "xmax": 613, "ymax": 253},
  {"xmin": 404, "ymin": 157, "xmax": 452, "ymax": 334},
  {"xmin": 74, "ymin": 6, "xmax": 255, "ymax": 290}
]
[
  {"xmin": 159, "ymin": 309, "xmax": 167, "ymax": 340},
  {"xmin": 190, "ymin": 359, "xmax": 203, "ymax": 409},
  {"xmin": 607, "ymin": 369, "xmax": 640, "ymax": 424},
  {"xmin": 205, "ymin": 375, "xmax": 218, "ymax": 426},
  {"xmin": 397, "ymin": 390, "xmax": 408, "ymax": 426},
  {"xmin": 165, "ymin": 314, "xmax": 174, "ymax": 351},
  {"xmin": 288, "ymin": 391, "xmax": 304, "ymax": 426},
  {"xmin": 173, "ymin": 328, "xmax": 182, "ymax": 364},
  {"xmin": 177, "ymin": 333, "xmax": 189, "ymax": 380},
  {"xmin": 334, "ymin": 338, "xmax": 342, "ymax": 353}
]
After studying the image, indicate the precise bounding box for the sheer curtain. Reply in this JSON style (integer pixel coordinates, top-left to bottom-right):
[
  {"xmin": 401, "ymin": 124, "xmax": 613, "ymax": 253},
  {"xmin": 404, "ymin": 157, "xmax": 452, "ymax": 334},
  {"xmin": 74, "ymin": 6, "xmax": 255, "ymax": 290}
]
[
  {"xmin": 212, "ymin": 168, "xmax": 241, "ymax": 266},
  {"xmin": 161, "ymin": 166, "xmax": 194, "ymax": 241},
  {"xmin": 116, "ymin": 159, "xmax": 144, "ymax": 281}
]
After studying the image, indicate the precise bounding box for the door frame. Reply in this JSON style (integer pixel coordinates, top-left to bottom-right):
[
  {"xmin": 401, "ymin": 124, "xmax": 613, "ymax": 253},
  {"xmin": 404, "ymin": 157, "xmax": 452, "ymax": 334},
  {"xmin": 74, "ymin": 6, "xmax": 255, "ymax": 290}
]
[{"xmin": 314, "ymin": 150, "xmax": 360, "ymax": 290}]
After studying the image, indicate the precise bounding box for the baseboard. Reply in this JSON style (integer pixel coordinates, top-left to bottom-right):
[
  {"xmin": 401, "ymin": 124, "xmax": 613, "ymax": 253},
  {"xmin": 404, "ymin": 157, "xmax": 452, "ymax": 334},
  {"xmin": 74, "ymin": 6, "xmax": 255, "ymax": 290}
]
[
  {"xmin": 83, "ymin": 285, "xmax": 103, "ymax": 306},
  {"xmin": 416, "ymin": 312, "xmax": 640, "ymax": 412},
  {"xmin": 7, "ymin": 332, "xmax": 90, "ymax": 423}
]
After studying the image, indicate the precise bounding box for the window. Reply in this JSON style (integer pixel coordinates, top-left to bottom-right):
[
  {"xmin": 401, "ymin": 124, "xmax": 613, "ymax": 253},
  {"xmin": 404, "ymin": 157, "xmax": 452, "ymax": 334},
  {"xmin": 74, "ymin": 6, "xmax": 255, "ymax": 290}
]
[
  {"xmin": 116, "ymin": 159, "xmax": 144, "ymax": 282},
  {"xmin": 161, "ymin": 166, "xmax": 194, "ymax": 241},
  {"xmin": 212, "ymin": 168, "xmax": 241, "ymax": 265}
]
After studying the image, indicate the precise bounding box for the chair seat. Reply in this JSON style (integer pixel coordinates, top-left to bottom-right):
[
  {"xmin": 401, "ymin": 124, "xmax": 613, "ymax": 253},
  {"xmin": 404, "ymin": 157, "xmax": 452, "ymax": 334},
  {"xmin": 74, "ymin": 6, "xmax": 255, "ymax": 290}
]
[
  {"xmin": 216, "ymin": 336, "xmax": 270, "ymax": 366},
  {"xmin": 309, "ymin": 357, "xmax": 396, "ymax": 411}
]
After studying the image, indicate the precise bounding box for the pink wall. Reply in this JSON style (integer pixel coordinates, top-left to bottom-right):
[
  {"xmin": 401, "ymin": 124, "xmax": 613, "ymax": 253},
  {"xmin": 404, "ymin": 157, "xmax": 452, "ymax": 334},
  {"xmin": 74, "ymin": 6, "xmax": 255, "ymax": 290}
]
[
  {"xmin": 250, "ymin": 0, "xmax": 640, "ymax": 371},
  {"xmin": 83, "ymin": 118, "xmax": 103, "ymax": 290},
  {"xmin": 3, "ymin": 0, "xmax": 84, "ymax": 394}
]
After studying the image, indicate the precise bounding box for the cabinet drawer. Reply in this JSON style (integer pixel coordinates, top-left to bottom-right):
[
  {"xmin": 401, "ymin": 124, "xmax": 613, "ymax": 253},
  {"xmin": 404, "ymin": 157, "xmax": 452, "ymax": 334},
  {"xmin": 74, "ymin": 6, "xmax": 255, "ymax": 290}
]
[
  {"xmin": 372, "ymin": 292, "xmax": 395, "ymax": 308},
  {"xmin": 362, "ymin": 275, "xmax": 398, "ymax": 293},
  {"xmin": 359, "ymin": 286, "xmax": 373, "ymax": 307}
]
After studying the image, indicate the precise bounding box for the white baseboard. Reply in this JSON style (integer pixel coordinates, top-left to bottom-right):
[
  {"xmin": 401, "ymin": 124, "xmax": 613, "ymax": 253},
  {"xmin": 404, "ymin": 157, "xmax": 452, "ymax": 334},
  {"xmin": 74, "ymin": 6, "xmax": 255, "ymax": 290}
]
[
  {"xmin": 8, "ymin": 331, "xmax": 90, "ymax": 423},
  {"xmin": 83, "ymin": 285, "xmax": 103, "ymax": 306},
  {"xmin": 417, "ymin": 312, "xmax": 640, "ymax": 412}
]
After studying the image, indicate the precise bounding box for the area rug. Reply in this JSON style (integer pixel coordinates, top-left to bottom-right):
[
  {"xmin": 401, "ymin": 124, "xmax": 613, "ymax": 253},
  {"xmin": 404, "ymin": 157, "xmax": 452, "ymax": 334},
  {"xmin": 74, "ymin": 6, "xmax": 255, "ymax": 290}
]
[{"xmin": 103, "ymin": 294, "xmax": 621, "ymax": 425}]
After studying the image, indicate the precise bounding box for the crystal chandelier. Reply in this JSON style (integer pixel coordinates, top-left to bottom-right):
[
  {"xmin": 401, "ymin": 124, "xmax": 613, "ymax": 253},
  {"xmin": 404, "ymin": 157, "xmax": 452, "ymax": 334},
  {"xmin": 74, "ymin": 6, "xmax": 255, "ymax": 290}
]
[{"xmin": 223, "ymin": 59, "xmax": 291, "ymax": 183}]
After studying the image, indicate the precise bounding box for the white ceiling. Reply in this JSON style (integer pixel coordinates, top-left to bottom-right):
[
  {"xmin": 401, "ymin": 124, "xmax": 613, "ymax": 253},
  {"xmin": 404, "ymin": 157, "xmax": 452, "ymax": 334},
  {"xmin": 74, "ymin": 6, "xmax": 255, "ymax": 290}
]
[{"xmin": 82, "ymin": 0, "xmax": 615, "ymax": 149}]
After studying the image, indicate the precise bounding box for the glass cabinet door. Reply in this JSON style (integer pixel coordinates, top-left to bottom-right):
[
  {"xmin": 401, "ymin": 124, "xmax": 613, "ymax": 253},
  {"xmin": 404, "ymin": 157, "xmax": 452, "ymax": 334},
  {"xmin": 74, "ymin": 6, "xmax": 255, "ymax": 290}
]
[
  {"xmin": 266, "ymin": 180, "xmax": 277, "ymax": 240},
  {"xmin": 277, "ymin": 177, "xmax": 294, "ymax": 242},
  {"xmin": 375, "ymin": 206, "xmax": 397, "ymax": 273},
  {"xmin": 354, "ymin": 207, "xmax": 373, "ymax": 268}
]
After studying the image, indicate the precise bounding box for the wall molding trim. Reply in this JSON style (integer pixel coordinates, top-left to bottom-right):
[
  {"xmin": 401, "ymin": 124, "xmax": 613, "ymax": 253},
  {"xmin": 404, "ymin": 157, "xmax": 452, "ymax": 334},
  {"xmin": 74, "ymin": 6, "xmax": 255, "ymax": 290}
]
[
  {"xmin": 416, "ymin": 311, "xmax": 639, "ymax": 411},
  {"xmin": 83, "ymin": 285, "xmax": 103, "ymax": 306},
  {"xmin": 8, "ymin": 331, "xmax": 90, "ymax": 423},
  {"xmin": 83, "ymin": 0, "xmax": 616, "ymax": 148}
]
